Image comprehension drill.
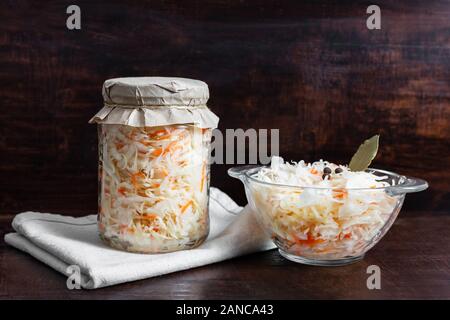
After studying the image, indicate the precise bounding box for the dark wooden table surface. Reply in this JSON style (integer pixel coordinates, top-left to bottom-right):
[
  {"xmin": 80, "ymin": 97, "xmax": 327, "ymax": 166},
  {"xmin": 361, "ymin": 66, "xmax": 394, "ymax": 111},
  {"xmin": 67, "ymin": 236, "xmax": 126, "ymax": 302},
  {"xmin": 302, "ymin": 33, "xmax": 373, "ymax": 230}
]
[{"xmin": 1, "ymin": 211, "xmax": 449, "ymax": 299}]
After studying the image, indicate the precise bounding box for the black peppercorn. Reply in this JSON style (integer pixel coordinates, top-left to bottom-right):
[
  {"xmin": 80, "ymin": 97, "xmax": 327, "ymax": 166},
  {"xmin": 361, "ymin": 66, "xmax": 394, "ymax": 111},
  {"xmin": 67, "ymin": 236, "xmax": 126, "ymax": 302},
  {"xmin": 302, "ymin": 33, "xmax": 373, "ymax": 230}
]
[
  {"xmin": 335, "ymin": 167, "xmax": 343, "ymax": 174},
  {"xmin": 323, "ymin": 167, "xmax": 332, "ymax": 174}
]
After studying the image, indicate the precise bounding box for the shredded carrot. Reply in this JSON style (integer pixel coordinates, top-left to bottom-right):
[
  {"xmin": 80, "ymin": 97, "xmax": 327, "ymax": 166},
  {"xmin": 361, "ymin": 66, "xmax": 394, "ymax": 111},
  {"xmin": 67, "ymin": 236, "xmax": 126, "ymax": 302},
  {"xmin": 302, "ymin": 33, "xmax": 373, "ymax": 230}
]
[
  {"xmin": 178, "ymin": 160, "xmax": 187, "ymax": 167},
  {"xmin": 141, "ymin": 213, "xmax": 158, "ymax": 220},
  {"xmin": 310, "ymin": 168, "xmax": 318, "ymax": 175},
  {"xmin": 200, "ymin": 163, "xmax": 206, "ymax": 192},
  {"xmin": 163, "ymin": 141, "xmax": 178, "ymax": 155},
  {"xmin": 333, "ymin": 188, "xmax": 348, "ymax": 199},
  {"xmin": 161, "ymin": 168, "xmax": 169, "ymax": 177},
  {"xmin": 131, "ymin": 171, "xmax": 146, "ymax": 187},
  {"xmin": 149, "ymin": 141, "xmax": 179, "ymax": 157},
  {"xmin": 149, "ymin": 129, "xmax": 167, "ymax": 137},
  {"xmin": 293, "ymin": 233, "xmax": 325, "ymax": 246},
  {"xmin": 154, "ymin": 134, "xmax": 172, "ymax": 140},
  {"xmin": 151, "ymin": 148, "xmax": 163, "ymax": 156},
  {"xmin": 134, "ymin": 214, "xmax": 159, "ymax": 228},
  {"xmin": 139, "ymin": 139, "xmax": 154, "ymax": 147},
  {"xmin": 180, "ymin": 200, "xmax": 193, "ymax": 213},
  {"xmin": 117, "ymin": 187, "xmax": 127, "ymax": 196},
  {"xmin": 115, "ymin": 142, "xmax": 125, "ymax": 150}
]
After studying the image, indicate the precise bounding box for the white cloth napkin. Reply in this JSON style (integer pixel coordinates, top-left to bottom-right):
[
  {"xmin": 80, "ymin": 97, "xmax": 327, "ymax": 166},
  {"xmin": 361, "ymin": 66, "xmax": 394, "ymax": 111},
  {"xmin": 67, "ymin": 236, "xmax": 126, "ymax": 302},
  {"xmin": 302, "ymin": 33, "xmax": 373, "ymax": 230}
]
[{"xmin": 4, "ymin": 187, "xmax": 275, "ymax": 289}]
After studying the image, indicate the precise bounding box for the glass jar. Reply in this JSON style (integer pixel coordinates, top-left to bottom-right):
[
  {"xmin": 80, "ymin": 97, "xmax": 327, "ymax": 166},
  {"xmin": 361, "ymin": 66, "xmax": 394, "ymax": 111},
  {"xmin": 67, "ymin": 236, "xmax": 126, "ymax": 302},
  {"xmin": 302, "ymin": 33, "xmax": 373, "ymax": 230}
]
[{"xmin": 90, "ymin": 77, "xmax": 218, "ymax": 253}]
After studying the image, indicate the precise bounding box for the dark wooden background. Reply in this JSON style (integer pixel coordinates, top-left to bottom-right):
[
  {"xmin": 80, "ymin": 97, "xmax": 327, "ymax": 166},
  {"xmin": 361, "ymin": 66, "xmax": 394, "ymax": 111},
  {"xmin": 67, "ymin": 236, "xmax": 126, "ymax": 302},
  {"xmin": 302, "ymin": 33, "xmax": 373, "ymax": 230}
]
[{"xmin": 0, "ymin": 0, "xmax": 449, "ymax": 215}]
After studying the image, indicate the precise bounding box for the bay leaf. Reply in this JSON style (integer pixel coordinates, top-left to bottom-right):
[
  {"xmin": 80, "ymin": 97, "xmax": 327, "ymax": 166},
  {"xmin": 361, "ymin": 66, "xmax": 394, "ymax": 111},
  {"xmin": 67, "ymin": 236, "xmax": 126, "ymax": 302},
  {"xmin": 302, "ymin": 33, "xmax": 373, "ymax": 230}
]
[{"xmin": 349, "ymin": 135, "xmax": 379, "ymax": 171}]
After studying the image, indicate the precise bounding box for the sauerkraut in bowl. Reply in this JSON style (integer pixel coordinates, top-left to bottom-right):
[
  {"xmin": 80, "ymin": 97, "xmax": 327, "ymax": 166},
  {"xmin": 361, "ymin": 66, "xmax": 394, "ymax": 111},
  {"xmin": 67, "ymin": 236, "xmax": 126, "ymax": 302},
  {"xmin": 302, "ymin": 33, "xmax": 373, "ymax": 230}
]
[
  {"xmin": 229, "ymin": 157, "xmax": 428, "ymax": 266},
  {"xmin": 98, "ymin": 124, "xmax": 211, "ymax": 253}
]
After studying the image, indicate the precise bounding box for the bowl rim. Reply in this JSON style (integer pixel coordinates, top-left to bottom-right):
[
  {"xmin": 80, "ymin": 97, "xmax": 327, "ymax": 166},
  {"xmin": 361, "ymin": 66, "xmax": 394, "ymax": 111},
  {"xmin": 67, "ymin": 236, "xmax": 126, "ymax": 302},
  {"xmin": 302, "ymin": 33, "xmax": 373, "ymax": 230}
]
[{"xmin": 244, "ymin": 166, "xmax": 407, "ymax": 191}]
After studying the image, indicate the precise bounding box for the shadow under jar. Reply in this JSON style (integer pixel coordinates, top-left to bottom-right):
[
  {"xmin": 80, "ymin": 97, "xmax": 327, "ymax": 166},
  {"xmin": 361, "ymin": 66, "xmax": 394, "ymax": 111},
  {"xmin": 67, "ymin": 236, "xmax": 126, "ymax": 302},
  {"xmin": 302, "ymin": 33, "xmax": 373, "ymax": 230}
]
[{"xmin": 90, "ymin": 77, "xmax": 219, "ymax": 253}]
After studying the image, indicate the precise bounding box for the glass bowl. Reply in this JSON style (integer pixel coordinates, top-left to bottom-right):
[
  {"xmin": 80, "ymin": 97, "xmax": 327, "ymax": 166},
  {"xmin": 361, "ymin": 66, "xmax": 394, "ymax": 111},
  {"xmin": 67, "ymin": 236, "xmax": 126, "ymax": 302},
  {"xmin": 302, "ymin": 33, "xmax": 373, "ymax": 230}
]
[{"xmin": 229, "ymin": 166, "xmax": 428, "ymax": 266}]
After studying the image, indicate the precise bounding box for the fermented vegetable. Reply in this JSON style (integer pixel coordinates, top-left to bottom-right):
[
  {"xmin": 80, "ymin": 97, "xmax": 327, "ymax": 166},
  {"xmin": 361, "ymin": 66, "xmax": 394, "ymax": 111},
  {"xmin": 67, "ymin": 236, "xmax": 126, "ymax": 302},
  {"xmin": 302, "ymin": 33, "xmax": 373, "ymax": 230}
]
[
  {"xmin": 98, "ymin": 124, "xmax": 211, "ymax": 253},
  {"xmin": 249, "ymin": 156, "xmax": 398, "ymax": 259}
]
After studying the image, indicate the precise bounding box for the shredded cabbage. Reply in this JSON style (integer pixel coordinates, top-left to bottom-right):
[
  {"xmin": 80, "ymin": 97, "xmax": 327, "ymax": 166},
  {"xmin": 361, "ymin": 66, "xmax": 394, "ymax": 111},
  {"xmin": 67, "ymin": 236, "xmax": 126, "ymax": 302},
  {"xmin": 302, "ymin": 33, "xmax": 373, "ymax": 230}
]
[
  {"xmin": 250, "ymin": 156, "xmax": 399, "ymax": 259},
  {"xmin": 98, "ymin": 124, "xmax": 211, "ymax": 253}
]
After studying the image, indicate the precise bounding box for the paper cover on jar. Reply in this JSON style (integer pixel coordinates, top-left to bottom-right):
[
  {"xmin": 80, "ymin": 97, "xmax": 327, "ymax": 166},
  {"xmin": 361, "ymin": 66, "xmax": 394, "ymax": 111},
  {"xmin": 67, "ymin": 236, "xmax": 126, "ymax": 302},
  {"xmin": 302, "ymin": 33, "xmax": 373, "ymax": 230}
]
[{"xmin": 89, "ymin": 77, "xmax": 219, "ymax": 129}]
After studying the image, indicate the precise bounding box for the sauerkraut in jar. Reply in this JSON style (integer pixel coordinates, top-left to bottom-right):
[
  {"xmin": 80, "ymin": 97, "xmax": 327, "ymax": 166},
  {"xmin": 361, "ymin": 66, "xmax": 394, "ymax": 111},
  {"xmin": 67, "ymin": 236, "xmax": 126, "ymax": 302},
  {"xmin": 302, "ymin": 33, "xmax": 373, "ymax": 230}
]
[{"xmin": 90, "ymin": 77, "xmax": 219, "ymax": 253}]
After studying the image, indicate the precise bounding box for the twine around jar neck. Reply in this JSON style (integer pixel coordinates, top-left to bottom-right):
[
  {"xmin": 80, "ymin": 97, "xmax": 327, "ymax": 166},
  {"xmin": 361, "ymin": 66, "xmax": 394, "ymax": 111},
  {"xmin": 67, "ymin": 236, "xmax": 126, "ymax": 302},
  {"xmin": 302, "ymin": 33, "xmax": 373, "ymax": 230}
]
[{"xmin": 103, "ymin": 102, "xmax": 208, "ymax": 110}]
